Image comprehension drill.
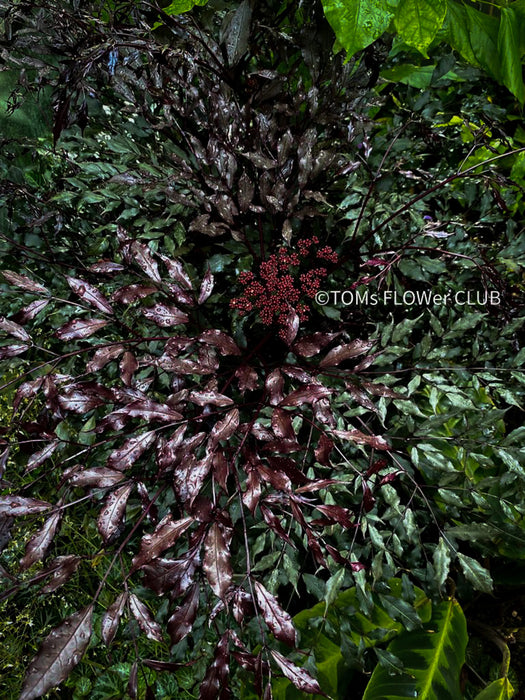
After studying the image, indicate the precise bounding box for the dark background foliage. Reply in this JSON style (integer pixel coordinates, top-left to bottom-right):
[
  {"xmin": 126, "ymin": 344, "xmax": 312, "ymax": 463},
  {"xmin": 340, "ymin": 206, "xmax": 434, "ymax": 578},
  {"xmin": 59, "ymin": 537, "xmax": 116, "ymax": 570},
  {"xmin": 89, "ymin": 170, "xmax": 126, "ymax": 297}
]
[{"xmin": 0, "ymin": 1, "xmax": 524, "ymax": 698}]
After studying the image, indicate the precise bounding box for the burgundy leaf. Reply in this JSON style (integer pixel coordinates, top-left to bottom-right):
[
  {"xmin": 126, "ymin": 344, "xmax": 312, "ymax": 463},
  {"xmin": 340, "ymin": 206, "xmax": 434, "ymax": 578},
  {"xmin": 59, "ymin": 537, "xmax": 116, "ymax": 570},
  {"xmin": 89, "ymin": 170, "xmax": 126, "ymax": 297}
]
[
  {"xmin": 189, "ymin": 390, "xmax": 233, "ymax": 407},
  {"xmin": 237, "ymin": 169, "xmax": 254, "ymax": 212},
  {"xmin": 88, "ymin": 260, "xmax": 125, "ymax": 274},
  {"xmin": 235, "ymin": 365, "xmax": 258, "ymax": 391},
  {"xmin": 55, "ymin": 318, "xmax": 110, "ymax": 341},
  {"xmin": 159, "ymin": 254, "xmax": 193, "ymax": 289},
  {"xmin": 271, "ymin": 408, "xmax": 295, "ymax": 440},
  {"xmin": 167, "ymin": 283, "xmax": 194, "ymax": 306},
  {"xmin": 361, "ymin": 380, "xmax": 404, "ymax": 398},
  {"xmin": 158, "ymin": 355, "xmax": 215, "ymax": 375},
  {"xmin": 200, "ymin": 633, "xmax": 230, "ymax": 700},
  {"xmin": 86, "ymin": 344, "xmax": 124, "ymax": 372},
  {"xmin": 242, "ymin": 468, "xmax": 261, "ymax": 514},
  {"xmin": 213, "ymin": 449, "xmax": 230, "ymax": 491},
  {"xmin": 101, "ymin": 592, "xmax": 127, "ymax": 646},
  {"xmin": 0, "ymin": 344, "xmax": 30, "ymax": 359},
  {"xmin": 260, "ymin": 505, "xmax": 294, "ymax": 547},
  {"xmin": 20, "ymin": 511, "xmax": 62, "ymax": 570},
  {"xmin": 128, "ymin": 661, "xmax": 138, "ymax": 699},
  {"xmin": 40, "ymin": 555, "xmax": 81, "ymax": 593},
  {"xmin": 353, "ymin": 351, "xmax": 382, "ymax": 372},
  {"xmin": 26, "ymin": 440, "xmax": 59, "ymax": 473},
  {"xmin": 142, "ymin": 303, "xmax": 189, "ymax": 327},
  {"xmin": 142, "ymin": 546, "xmax": 201, "ymax": 597},
  {"xmin": 266, "ymin": 456, "xmax": 309, "ymax": 486},
  {"xmin": 233, "ymin": 589, "xmax": 255, "ymax": 625},
  {"xmin": 13, "ymin": 377, "xmax": 44, "ymax": 413},
  {"xmin": 58, "ymin": 383, "xmax": 113, "ymax": 413},
  {"xmin": 156, "ymin": 425, "xmax": 187, "ymax": 471},
  {"xmin": 362, "ymin": 480, "xmax": 376, "ymax": 512},
  {"xmin": 129, "ymin": 593, "xmax": 163, "ymax": 642},
  {"xmin": 198, "ymin": 269, "xmax": 215, "ymax": 305},
  {"xmin": 129, "ymin": 241, "xmax": 162, "ymax": 282},
  {"xmin": 313, "ymin": 397, "xmax": 337, "ymax": 427},
  {"xmin": 119, "ymin": 399, "xmax": 183, "ymax": 423},
  {"xmin": 97, "ymin": 483, "xmax": 134, "ymax": 543},
  {"xmin": 111, "ymin": 284, "xmax": 158, "ymax": 304},
  {"xmin": 107, "ymin": 430, "xmax": 157, "ymax": 471},
  {"xmin": 292, "ymin": 332, "xmax": 340, "ymax": 357},
  {"xmin": 270, "ymin": 651, "xmax": 322, "ymax": 695},
  {"xmin": 14, "ymin": 299, "xmax": 49, "ymax": 324},
  {"xmin": 265, "ymin": 369, "xmax": 284, "ymax": 406},
  {"xmin": 279, "ymin": 384, "xmax": 331, "ymax": 407},
  {"xmin": 131, "ymin": 514, "xmax": 194, "ymax": 572},
  {"xmin": 66, "ymin": 276, "xmax": 114, "ymax": 315},
  {"xmin": 331, "ymin": 429, "xmax": 389, "ymax": 450},
  {"xmin": 366, "ymin": 458, "xmax": 389, "ymax": 478},
  {"xmin": 281, "ymin": 365, "xmax": 313, "ymax": 384},
  {"xmin": 176, "ymin": 454, "xmax": 213, "ymax": 505},
  {"xmin": 0, "ymin": 316, "xmax": 31, "ymax": 341},
  {"xmin": 319, "ymin": 339, "xmax": 375, "ymax": 368},
  {"xmin": 295, "ymin": 479, "xmax": 338, "ymax": 494},
  {"xmin": 119, "ymin": 351, "xmax": 139, "ymax": 387},
  {"xmin": 314, "ymin": 434, "xmax": 334, "ymax": 466},
  {"xmin": 0, "ymin": 496, "xmax": 51, "ymax": 516},
  {"xmin": 210, "ymin": 408, "xmax": 239, "ymax": 445},
  {"xmin": 254, "ymin": 582, "xmax": 296, "ymax": 647},
  {"xmin": 198, "ymin": 329, "xmax": 241, "ymax": 356},
  {"xmin": 315, "ymin": 504, "xmax": 354, "ymax": 528},
  {"xmin": 68, "ymin": 467, "xmax": 126, "ymax": 488},
  {"xmin": 203, "ymin": 522, "xmax": 232, "ymax": 600},
  {"xmin": 19, "ymin": 606, "xmax": 93, "ymax": 700},
  {"xmin": 2, "ymin": 270, "xmax": 49, "ymax": 295},
  {"xmin": 280, "ymin": 306, "xmax": 299, "ymax": 346},
  {"xmin": 167, "ymin": 583, "xmax": 200, "ymax": 644},
  {"xmin": 256, "ymin": 463, "xmax": 292, "ymax": 492}
]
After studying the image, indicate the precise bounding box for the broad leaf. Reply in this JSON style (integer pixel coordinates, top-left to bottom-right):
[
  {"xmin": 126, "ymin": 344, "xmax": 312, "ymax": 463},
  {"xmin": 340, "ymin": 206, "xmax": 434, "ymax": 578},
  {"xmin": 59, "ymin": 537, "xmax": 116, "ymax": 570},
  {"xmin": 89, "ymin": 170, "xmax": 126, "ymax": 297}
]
[
  {"xmin": 394, "ymin": 0, "xmax": 447, "ymax": 56},
  {"xmin": 131, "ymin": 514, "xmax": 194, "ymax": 572},
  {"xmin": 203, "ymin": 522, "xmax": 232, "ymax": 600},
  {"xmin": 19, "ymin": 606, "xmax": 93, "ymax": 700},
  {"xmin": 474, "ymin": 678, "xmax": 514, "ymax": 700},
  {"xmin": 362, "ymin": 598, "xmax": 468, "ymax": 699},
  {"xmin": 322, "ymin": 0, "xmax": 393, "ymax": 57},
  {"xmin": 254, "ymin": 582, "xmax": 296, "ymax": 647},
  {"xmin": 97, "ymin": 483, "xmax": 134, "ymax": 543},
  {"xmin": 129, "ymin": 594, "xmax": 163, "ymax": 642},
  {"xmin": 101, "ymin": 592, "xmax": 127, "ymax": 646},
  {"xmin": 270, "ymin": 651, "xmax": 322, "ymax": 695}
]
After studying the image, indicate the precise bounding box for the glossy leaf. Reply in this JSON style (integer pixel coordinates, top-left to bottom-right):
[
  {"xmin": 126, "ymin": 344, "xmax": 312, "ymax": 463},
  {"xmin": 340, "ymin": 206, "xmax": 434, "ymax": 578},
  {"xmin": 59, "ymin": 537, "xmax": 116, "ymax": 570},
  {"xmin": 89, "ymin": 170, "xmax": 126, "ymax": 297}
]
[
  {"xmin": 129, "ymin": 594, "xmax": 163, "ymax": 642},
  {"xmin": 101, "ymin": 592, "xmax": 127, "ymax": 646},
  {"xmin": 394, "ymin": 0, "xmax": 447, "ymax": 56},
  {"xmin": 167, "ymin": 583, "xmax": 200, "ymax": 644},
  {"xmin": 20, "ymin": 511, "xmax": 62, "ymax": 570},
  {"xmin": 131, "ymin": 514, "xmax": 194, "ymax": 572},
  {"xmin": 2, "ymin": 270, "xmax": 49, "ymax": 295},
  {"xmin": 0, "ymin": 496, "xmax": 51, "ymax": 516},
  {"xmin": 66, "ymin": 276, "xmax": 114, "ymax": 314},
  {"xmin": 0, "ymin": 316, "xmax": 31, "ymax": 341},
  {"xmin": 55, "ymin": 318, "xmax": 110, "ymax": 341},
  {"xmin": 97, "ymin": 482, "xmax": 134, "ymax": 543},
  {"xmin": 322, "ymin": 0, "xmax": 392, "ymax": 56},
  {"xmin": 142, "ymin": 303, "xmax": 189, "ymax": 327},
  {"xmin": 254, "ymin": 581, "xmax": 296, "ymax": 647},
  {"xmin": 270, "ymin": 651, "xmax": 322, "ymax": 695},
  {"xmin": 19, "ymin": 606, "xmax": 93, "ymax": 700},
  {"xmin": 198, "ymin": 269, "xmax": 214, "ymax": 305},
  {"xmin": 474, "ymin": 678, "xmax": 514, "ymax": 700},
  {"xmin": 203, "ymin": 522, "xmax": 232, "ymax": 600},
  {"xmin": 107, "ymin": 430, "xmax": 157, "ymax": 471}
]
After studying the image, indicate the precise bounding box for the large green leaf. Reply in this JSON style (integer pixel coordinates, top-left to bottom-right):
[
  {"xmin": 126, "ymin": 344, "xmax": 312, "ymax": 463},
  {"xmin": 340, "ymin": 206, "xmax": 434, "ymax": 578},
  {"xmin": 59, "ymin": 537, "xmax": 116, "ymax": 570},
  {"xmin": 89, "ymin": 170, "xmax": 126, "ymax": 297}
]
[
  {"xmin": 321, "ymin": 0, "xmax": 393, "ymax": 56},
  {"xmin": 394, "ymin": 0, "xmax": 447, "ymax": 56},
  {"xmin": 474, "ymin": 678, "xmax": 514, "ymax": 700},
  {"xmin": 362, "ymin": 599, "xmax": 468, "ymax": 700},
  {"xmin": 497, "ymin": 8, "xmax": 525, "ymax": 102}
]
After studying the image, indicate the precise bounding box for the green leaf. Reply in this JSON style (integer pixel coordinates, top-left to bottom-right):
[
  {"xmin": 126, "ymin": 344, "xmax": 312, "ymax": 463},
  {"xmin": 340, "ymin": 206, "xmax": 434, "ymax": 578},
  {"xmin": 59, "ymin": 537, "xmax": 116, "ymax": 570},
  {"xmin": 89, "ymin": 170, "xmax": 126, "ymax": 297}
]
[
  {"xmin": 433, "ymin": 537, "xmax": 451, "ymax": 590},
  {"xmin": 457, "ymin": 553, "xmax": 493, "ymax": 594},
  {"xmin": 497, "ymin": 8, "xmax": 525, "ymax": 103},
  {"xmin": 474, "ymin": 677, "xmax": 514, "ymax": 700},
  {"xmin": 161, "ymin": 0, "xmax": 208, "ymax": 15},
  {"xmin": 321, "ymin": 0, "xmax": 393, "ymax": 57},
  {"xmin": 363, "ymin": 599, "xmax": 468, "ymax": 700},
  {"xmin": 394, "ymin": 0, "xmax": 447, "ymax": 56}
]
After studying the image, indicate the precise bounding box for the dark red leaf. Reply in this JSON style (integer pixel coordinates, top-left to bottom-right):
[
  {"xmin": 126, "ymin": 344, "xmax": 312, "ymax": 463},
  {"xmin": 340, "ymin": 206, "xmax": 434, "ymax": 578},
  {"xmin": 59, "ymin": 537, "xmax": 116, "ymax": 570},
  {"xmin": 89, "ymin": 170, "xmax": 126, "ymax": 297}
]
[
  {"xmin": 271, "ymin": 408, "xmax": 295, "ymax": 440},
  {"xmin": 198, "ymin": 269, "xmax": 214, "ymax": 305},
  {"xmin": 67, "ymin": 467, "xmax": 126, "ymax": 488},
  {"xmin": 254, "ymin": 582, "xmax": 296, "ymax": 647},
  {"xmin": 111, "ymin": 284, "xmax": 158, "ymax": 304},
  {"xmin": 129, "ymin": 593, "xmax": 163, "ymax": 642},
  {"xmin": 279, "ymin": 384, "xmax": 331, "ymax": 407},
  {"xmin": 256, "ymin": 463, "xmax": 291, "ymax": 492},
  {"xmin": 14, "ymin": 299, "xmax": 49, "ymax": 324},
  {"xmin": 361, "ymin": 380, "xmax": 404, "ymax": 398},
  {"xmin": 213, "ymin": 449, "xmax": 229, "ymax": 491},
  {"xmin": 315, "ymin": 504, "xmax": 354, "ymax": 528},
  {"xmin": 88, "ymin": 260, "xmax": 125, "ymax": 274},
  {"xmin": 0, "ymin": 316, "xmax": 31, "ymax": 341},
  {"xmin": 142, "ymin": 303, "xmax": 189, "ymax": 327},
  {"xmin": 366, "ymin": 458, "xmax": 388, "ymax": 478},
  {"xmin": 20, "ymin": 511, "xmax": 62, "ymax": 570},
  {"xmin": 210, "ymin": 408, "xmax": 239, "ymax": 445},
  {"xmin": 189, "ymin": 390, "xmax": 233, "ymax": 407},
  {"xmin": 203, "ymin": 522, "xmax": 232, "ymax": 600},
  {"xmin": 265, "ymin": 369, "xmax": 284, "ymax": 406},
  {"xmin": 26, "ymin": 440, "xmax": 59, "ymax": 473},
  {"xmin": 314, "ymin": 434, "xmax": 334, "ymax": 466},
  {"xmin": 129, "ymin": 241, "xmax": 162, "ymax": 282},
  {"xmin": 280, "ymin": 306, "xmax": 299, "ymax": 345},
  {"xmin": 86, "ymin": 344, "xmax": 125, "ymax": 372},
  {"xmin": 2, "ymin": 270, "xmax": 49, "ymax": 295},
  {"xmin": 142, "ymin": 546, "xmax": 201, "ymax": 597},
  {"xmin": 40, "ymin": 555, "xmax": 81, "ymax": 593},
  {"xmin": 270, "ymin": 651, "xmax": 322, "ymax": 695},
  {"xmin": 19, "ymin": 606, "xmax": 93, "ymax": 700},
  {"xmin": 266, "ymin": 456, "xmax": 309, "ymax": 485},
  {"xmin": 55, "ymin": 318, "xmax": 110, "ymax": 341},
  {"xmin": 167, "ymin": 583, "xmax": 200, "ymax": 644},
  {"xmin": 101, "ymin": 592, "xmax": 127, "ymax": 646},
  {"xmin": 120, "ymin": 351, "xmax": 139, "ymax": 387},
  {"xmin": 107, "ymin": 430, "xmax": 157, "ymax": 471},
  {"xmin": 119, "ymin": 399, "xmax": 183, "ymax": 423},
  {"xmin": 242, "ymin": 468, "xmax": 261, "ymax": 514},
  {"xmin": 131, "ymin": 515, "xmax": 194, "ymax": 572},
  {"xmin": 292, "ymin": 332, "xmax": 340, "ymax": 357},
  {"xmin": 331, "ymin": 429, "xmax": 389, "ymax": 450},
  {"xmin": 159, "ymin": 254, "xmax": 193, "ymax": 289},
  {"xmin": 260, "ymin": 505, "xmax": 295, "ymax": 547},
  {"xmin": 200, "ymin": 633, "xmax": 230, "ymax": 700},
  {"xmin": 235, "ymin": 365, "xmax": 258, "ymax": 391},
  {"xmin": 58, "ymin": 383, "xmax": 113, "ymax": 413},
  {"xmin": 97, "ymin": 483, "xmax": 134, "ymax": 543},
  {"xmin": 66, "ymin": 276, "xmax": 114, "ymax": 315},
  {"xmin": 199, "ymin": 329, "xmax": 241, "ymax": 356},
  {"xmin": 128, "ymin": 661, "xmax": 138, "ymax": 699},
  {"xmin": 0, "ymin": 344, "xmax": 30, "ymax": 359},
  {"xmin": 0, "ymin": 496, "xmax": 51, "ymax": 516},
  {"xmin": 319, "ymin": 339, "xmax": 375, "ymax": 368}
]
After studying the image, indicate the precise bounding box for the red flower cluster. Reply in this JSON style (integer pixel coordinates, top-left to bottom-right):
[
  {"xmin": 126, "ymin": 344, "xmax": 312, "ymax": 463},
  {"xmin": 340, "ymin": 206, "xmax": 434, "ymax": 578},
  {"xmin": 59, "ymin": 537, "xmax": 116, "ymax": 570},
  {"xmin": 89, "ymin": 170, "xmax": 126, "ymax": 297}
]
[{"xmin": 230, "ymin": 236, "xmax": 338, "ymax": 340}]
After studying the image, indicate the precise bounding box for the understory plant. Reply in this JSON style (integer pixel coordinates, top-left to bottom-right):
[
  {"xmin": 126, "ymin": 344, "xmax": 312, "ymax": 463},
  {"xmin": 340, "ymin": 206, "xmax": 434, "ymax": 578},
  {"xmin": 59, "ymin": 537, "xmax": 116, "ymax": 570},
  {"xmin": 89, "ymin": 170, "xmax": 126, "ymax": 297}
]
[{"xmin": 0, "ymin": 1, "xmax": 524, "ymax": 698}]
